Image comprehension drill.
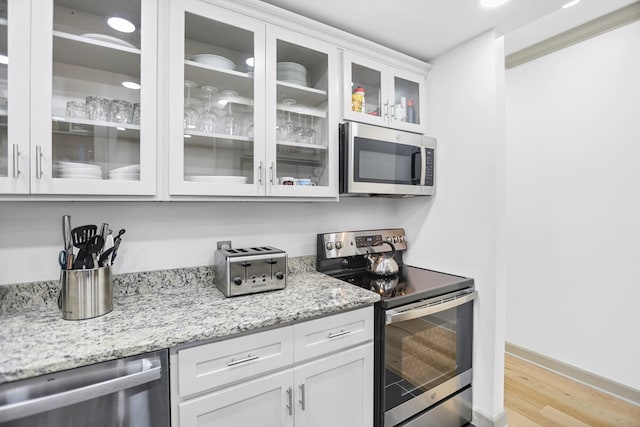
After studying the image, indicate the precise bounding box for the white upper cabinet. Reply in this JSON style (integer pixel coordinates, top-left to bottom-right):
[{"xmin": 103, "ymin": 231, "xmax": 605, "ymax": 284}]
[
  {"xmin": 265, "ymin": 26, "xmax": 338, "ymax": 198},
  {"xmin": 0, "ymin": 0, "xmax": 30, "ymax": 194},
  {"xmin": 343, "ymin": 50, "xmax": 427, "ymax": 134},
  {"xmin": 25, "ymin": 0, "xmax": 158, "ymax": 195},
  {"xmin": 167, "ymin": 0, "xmax": 338, "ymax": 198}
]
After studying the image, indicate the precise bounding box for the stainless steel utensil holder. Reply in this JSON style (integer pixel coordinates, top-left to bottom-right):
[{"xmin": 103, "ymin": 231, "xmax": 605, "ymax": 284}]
[{"xmin": 58, "ymin": 267, "xmax": 113, "ymax": 320}]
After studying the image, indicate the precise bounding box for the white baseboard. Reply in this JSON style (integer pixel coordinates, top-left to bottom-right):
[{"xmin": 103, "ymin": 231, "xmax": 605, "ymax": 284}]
[
  {"xmin": 473, "ymin": 409, "xmax": 508, "ymax": 427},
  {"xmin": 505, "ymin": 342, "xmax": 640, "ymax": 407}
]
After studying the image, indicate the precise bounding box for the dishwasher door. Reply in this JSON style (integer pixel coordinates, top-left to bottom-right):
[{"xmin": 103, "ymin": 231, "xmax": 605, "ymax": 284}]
[{"xmin": 0, "ymin": 349, "xmax": 169, "ymax": 427}]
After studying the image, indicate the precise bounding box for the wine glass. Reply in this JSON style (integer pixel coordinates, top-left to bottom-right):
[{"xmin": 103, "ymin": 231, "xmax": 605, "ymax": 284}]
[
  {"xmin": 219, "ymin": 90, "xmax": 238, "ymax": 136},
  {"xmin": 197, "ymin": 86, "xmax": 219, "ymax": 134},
  {"xmin": 245, "ymin": 104, "xmax": 254, "ymax": 138},
  {"xmin": 183, "ymin": 80, "xmax": 198, "ymax": 130},
  {"xmin": 280, "ymin": 98, "xmax": 296, "ymax": 141},
  {"xmin": 303, "ymin": 115, "xmax": 317, "ymax": 145}
]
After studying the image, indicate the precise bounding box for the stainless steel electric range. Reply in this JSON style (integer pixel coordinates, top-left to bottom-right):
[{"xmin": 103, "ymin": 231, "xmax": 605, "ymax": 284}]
[{"xmin": 317, "ymin": 228, "xmax": 477, "ymax": 427}]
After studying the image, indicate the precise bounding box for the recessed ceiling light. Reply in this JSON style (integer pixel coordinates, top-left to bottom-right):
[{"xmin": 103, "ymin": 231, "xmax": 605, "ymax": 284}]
[
  {"xmin": 245, "ymin": 57, "xmax": 255, "ymax": 67},
  {"xmin": 0, "ymin": 55, "xmax": 8, "ymax": 65},
  {"xmin": 480, "ymin": 0, "xmax": 510, "ymax": 7},
  {"xmin": 122, "ymin": 81, "xmax": 141, "ymax": 90},
  {"xmin": 562, "ymin": 0, "xmax": 580, "ymax": 8},
  {"xmin": 107, "ymin": 17, "xmax": 136, "ymax": 33}
]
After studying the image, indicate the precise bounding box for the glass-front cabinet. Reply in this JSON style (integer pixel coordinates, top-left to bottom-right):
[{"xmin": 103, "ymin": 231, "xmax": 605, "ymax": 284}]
[
  {"xmin": 266, "ymin": 27, "xmax": 336, "ymax": 197},
  {"xmin": 27, "ymin": 0, "xmax": 157, "ymax": 195},
  {"xmin": 168, "ymin": 0, "xmax": 337, "ymax": 198},
  {"xmin": 0, "ymin": 0, "xmax": 29, "ymax": 194},
  {"xmin": 343, "ymin": 51, "xmax": 426, "ymax": 134}
]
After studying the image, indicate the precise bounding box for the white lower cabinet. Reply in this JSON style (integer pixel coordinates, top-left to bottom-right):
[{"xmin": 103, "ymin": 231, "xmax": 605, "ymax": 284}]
[{"xmin": 171, "ymin": 307, "xmax": 374, "ymax": 427}]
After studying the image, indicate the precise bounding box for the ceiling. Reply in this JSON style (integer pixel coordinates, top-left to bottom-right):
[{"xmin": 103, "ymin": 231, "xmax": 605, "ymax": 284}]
[{"xmin": 258, "ymin": 0, "xmax": 638, "ymax": 61}]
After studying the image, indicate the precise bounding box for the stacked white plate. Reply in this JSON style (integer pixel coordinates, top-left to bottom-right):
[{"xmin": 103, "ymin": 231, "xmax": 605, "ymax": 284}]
[
  {"xmin": 191, "ymin": 54, "xmax": 236, "ymax": 70},
  {"xmin": 109, "ymin": 164, "xmax": 140, "ymax": 181},
  {"xmin": 57, "ymin": 161, "xmax": 103, "ymax": 180},
  {"xmin": 185, "ymin": 175, "xmax": 247, "ymax": 184},
  {"xmin": 277, "ymin": 62, "xmax": 307, "ymax": 86}
]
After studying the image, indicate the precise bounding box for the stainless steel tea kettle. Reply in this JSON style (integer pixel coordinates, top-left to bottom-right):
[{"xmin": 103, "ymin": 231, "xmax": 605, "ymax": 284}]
[{"xmin": 365, "ymin": 241, "xmax": 399, "ymax": 276}]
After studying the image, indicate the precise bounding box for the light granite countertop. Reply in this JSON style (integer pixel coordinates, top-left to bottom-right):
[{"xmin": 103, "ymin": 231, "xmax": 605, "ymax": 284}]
[{"xmin": 0, "ymin": 265, "xmax": 379, "ymax": 385}]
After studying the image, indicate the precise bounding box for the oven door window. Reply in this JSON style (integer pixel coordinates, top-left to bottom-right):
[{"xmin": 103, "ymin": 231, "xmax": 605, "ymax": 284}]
[
  {"xmin": 353, "ymin": 137, "xmax": 421, "ymax": 185},
  {"xmin": 384, "ymin": 301, "xmax": 473, "ymax": 412}
]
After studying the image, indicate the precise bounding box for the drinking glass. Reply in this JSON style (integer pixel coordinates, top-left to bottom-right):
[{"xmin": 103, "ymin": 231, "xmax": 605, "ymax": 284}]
[
  {"xmin": 66, "ymin": 101, "xmax": 87, "ymax": 119},
  {"xmin": 197, "ymin": 86, "xmax": 219, "ymax": 133},
  {"xmin": 244, "ymin": 104, "xmax": 254, "ymax": 138},
  {"xmin": 133, "ymin": 103, "xmax": 141, "ymax": 125},
  {"xmin": 86, "ymin": 96, "xmax": 110, "ymax": 122},
  {"xmin": 303, "ymin": 115, "xmax": 317, "ymax": 145},
  {"xmin": 109, "ymin": 100, "xmax": 133, "ymax": 124},
  {"xmin": 183, "ymin": 80, "xmax": 198, "ymax": 130}
]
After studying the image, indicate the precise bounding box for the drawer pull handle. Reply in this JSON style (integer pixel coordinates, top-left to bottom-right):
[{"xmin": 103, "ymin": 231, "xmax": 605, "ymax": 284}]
[
  {"xmin": 227, "ymin": 354, "xmax": 259, "ymax": 366},
  {"xmin": 12, "ymin": 144, "xmax": 20, "ymax": 178},
  {"xmin": 328, "ymin": 329, "xmax": 351, "ymax": 339}
]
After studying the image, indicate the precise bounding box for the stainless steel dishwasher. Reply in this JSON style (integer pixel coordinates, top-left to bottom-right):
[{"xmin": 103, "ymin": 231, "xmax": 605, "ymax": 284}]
[{"xmin": 0, "ymin": 349, "xmax": 169, "ymax": 427}]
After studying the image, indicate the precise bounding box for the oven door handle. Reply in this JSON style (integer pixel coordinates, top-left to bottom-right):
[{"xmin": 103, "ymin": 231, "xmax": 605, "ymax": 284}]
[{"xmin": 386, "ymin": 291, "xmax": 477, "ymax": 325}]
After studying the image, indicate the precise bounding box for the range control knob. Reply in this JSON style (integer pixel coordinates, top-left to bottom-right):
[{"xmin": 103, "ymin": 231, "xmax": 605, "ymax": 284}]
[
  {"xmin": 275, "ymin": 272, "xmax": 285, "ymax": 280},
  {"xmin": 326, "ymin": 242, "xmax": 334, "ymax": 251},
  {"xmin": 233, "ymin": 276, "xmax": 243, "ymax": 286},
  {"xmin": 335, "ymin": 241, "xmax": 343, "ymax": 249}
]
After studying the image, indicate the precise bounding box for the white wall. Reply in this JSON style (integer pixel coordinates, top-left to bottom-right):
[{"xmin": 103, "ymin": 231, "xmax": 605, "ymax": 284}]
[
  {"xmin": 505, "ymin": 20, "xmax": 640, "ymax": 390},
  {"xmin": 397, "ymin": 31, "xmax": 507, "ymax": 423},
  {"xmin": 0, "ymin": 198, "xmax": 397, "ymax": 285}
]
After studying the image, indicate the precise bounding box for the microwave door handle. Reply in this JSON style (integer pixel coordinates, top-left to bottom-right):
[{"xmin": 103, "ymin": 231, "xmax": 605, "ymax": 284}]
[
  {"xmin": 420, "ymin": 147, "xmax": 427, "ymax": 185},
  {"xmin": 411, "ymin": 147, "xmax": 424, "ymax": 185}
]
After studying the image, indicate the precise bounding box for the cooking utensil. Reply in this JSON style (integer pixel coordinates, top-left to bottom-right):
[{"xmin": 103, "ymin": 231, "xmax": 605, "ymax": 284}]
[
  {"xmin": 71, "ymin": 224, "xmax": 98, "ymax": 249},
  {"xmin": 109, "ymin": 229, "xmax": 126, "ymax": 265},
  {"xmin": 365, "ymin": 241, "xmax": 399, "ymax": 276},
  {"xmin": 58, "ymin": 250, "xmax": 67, "ymax": 270},
  {"xmin": 73, "ymin": 235, "xmax": 104, "ymax": 269},
  {"xmin": 98, "ymin": 247, "xmax": 115, "ymax": 267},
  {"xmin": 62, "ymin": 215, "xmax": 73, "ymax": 269}
]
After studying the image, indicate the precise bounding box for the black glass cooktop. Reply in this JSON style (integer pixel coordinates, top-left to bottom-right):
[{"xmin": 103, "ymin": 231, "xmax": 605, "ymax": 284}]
[{"xmin": 332, "ymin": 265, "xmax": 474, "ymax": 309}]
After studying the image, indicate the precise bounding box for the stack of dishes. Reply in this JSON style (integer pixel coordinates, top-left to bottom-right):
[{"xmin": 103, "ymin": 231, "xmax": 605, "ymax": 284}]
[
  {"xmin": 185, "ymin": 175, "xmax": 247, "ymax": 184},
  {"xmin": 57, "ymin": 161, "xmax": 102, "ymax": 180},
  {"xmin": 191, "ymin": 54, "xmax": 236, "ymax": 70},
  {"xmin": 277, "ymin": 62, "xmax": 307, "ymax": 86},
  {"xmin": 109, "ymin": 164, "xmax": 140, "ymax": 181}
]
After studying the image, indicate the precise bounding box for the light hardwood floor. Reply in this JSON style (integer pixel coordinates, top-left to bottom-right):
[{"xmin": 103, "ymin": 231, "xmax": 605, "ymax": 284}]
[{"xmin": 504, "ymin": 353, "xmax": 640, "ymax": 427}]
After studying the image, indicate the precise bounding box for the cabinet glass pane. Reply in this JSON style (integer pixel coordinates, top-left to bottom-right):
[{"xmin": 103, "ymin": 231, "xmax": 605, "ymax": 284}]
[
  {"xmin": 182, "ymin": 12, "xmax": 255, "ymax": 185},
  {"xmin": 351, "ymin": 62, "xmax": 381, "ymax": 119},
  {"xmin": 394, "ymin": 76, "xmax": 420, "ymax": 125},
  {"xmin": 0, "ymin": 0, "xmax": 7, "ymax": 178},
  {"xmin": 275, "ymin": 40, "xmax": 328, "ymax": 188},
  {"xmin": 52, "ymin": 0, "xmax": 142, "ymax": 181}
]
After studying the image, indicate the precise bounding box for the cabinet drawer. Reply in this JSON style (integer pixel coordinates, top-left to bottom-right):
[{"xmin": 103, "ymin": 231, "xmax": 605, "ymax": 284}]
[
  {"xmin": 177, "ymin": 327, "xmax": 293, "ymax": 398},
  {"xmin": 293, "ymin": 307, "xmax": 373, "ymax": 362}
]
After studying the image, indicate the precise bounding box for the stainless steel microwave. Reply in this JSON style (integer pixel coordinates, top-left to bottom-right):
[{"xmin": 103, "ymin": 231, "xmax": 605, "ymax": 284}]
[{"xmin": 339, "ymin": 122, "xmax": 436, "ymax": 197}]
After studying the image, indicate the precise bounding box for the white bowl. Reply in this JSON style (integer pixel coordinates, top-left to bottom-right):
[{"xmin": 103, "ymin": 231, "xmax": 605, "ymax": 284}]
[
  {"xmin": 191, "ymin": 54, "xmax": 235, "ymax": 70},
  {"xmin": 185, "ymin": 175, "xmax": 247, "ymax": 184}
]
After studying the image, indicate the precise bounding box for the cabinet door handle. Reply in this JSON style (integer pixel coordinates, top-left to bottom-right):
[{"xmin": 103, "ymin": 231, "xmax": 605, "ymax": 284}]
[
  {"xmin": 227, "ymin": 354, "xmax": 259, "ymax": 367},
  {"xmin": 383, "ymin": 101, "xmax": 388, "ymax": 119},
  {"xmin": 328, "ymin": 329, "xmax": 351, "ymax": 339},
  {"xmin": 12, "ymin": 144, "xmax": 20, "ymax": 178},
  {"xmin": 286, "ymin": 387, "xmax": 293, "ymax": 416},
  {"xmin": 270, "ymin": 161, "xmax": 275, "ymax": 184},
  {"xmin": 299, "ymin": 383, "xmax": 305, "ymax": 410},
  {"xmin": 258, "ymin": 161, "xmax": 264, "ymax": 185},
  {"xmin": 35, "ymin": 145, "xmax": 43, "ymax": 179}
]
